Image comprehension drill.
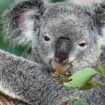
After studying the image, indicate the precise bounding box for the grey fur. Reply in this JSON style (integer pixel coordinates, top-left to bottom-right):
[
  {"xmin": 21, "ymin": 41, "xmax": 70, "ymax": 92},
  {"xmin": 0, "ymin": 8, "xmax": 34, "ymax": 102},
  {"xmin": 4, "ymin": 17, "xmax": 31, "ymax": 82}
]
[{"xmin": 0, "ymin": 49, "xmax": 105, "ymax": 105}]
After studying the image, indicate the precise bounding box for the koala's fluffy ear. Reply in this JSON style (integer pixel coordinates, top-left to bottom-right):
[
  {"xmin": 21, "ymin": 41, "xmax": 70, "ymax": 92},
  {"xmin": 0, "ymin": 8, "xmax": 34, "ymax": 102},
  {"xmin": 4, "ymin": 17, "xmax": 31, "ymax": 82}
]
[
  {"xmin": 94, "ymin": 3, "xmax": 105, "ymax": 25},
  {"xmin": 93, "ymin": 2, "xmax": 105, "ymax": 46},
  {"xmin": 3, "ymin": 0, "xmax": 48, "ymax": 46}
]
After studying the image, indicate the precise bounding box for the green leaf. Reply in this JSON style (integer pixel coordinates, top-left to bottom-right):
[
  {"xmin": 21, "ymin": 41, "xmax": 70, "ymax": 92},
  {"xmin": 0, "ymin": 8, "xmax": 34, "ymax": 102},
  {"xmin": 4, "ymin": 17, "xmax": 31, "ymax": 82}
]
[
  {"xmin": 80, "ymin": 82, "xmax": 93, "ymax": 90},
  {"xmin": 73, "ymin": 100, "xmax": 89, "ymax": 105},
  {"xmin": 80, "ymin": 81, "xmax": 104, "ymax": 90},
  {"xmin": 63, "ymin": 67, "xmax": 97, "ymax": 88},
  {"xmin": 98, "ymin": 65, "xmax": 105, "ymax": 77}
]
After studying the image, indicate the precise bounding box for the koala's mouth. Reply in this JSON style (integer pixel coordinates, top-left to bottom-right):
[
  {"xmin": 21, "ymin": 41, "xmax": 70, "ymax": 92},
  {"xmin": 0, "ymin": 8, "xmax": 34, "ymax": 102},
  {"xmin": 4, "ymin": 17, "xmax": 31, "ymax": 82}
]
[{"xmin": 51, "ymin": 59, "xmax": 73, "ymax": 73}]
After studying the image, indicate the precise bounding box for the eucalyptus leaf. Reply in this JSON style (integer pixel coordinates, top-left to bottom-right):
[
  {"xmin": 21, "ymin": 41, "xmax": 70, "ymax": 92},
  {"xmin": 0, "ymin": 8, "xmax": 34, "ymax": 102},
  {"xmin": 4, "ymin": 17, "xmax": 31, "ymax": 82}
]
[
  {"xmin": 73, "ymin": 100, "xmax": 89, "ymax": 105},
  {"xmin": 80, "ymin": 81, "xmax": 104, "ymax": 90},
  {"xmin": 63, "ymin": 67, "xmax": 97, "ymax": 88},
  {"xmin": 80, "ymin": 82, "xmax": 93, "ymax": 90},
  {"xmin": 98, "ymin": 65, "xmax": 105, "ymax": 77}
]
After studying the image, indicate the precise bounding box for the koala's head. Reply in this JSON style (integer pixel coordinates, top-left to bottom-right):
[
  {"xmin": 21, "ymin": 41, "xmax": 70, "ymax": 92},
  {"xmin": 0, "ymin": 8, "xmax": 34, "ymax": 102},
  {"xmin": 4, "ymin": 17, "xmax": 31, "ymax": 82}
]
[{"xmin": 3, "ymin": 0, "xmax": 105, "ymax": 71}]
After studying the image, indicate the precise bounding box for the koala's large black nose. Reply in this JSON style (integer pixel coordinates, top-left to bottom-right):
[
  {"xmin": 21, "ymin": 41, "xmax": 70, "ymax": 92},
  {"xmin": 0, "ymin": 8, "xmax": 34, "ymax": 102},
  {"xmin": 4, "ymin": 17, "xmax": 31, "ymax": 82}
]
[{"xmin": 55, "ymin": 37, "xmax": 72, "ymax": 64}]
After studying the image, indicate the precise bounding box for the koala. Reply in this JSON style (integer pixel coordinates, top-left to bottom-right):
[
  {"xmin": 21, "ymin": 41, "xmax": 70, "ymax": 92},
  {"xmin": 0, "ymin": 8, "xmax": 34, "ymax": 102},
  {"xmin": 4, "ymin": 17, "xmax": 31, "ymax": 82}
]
[
  {"xmin": 3, "ymin": 0, "xmax": 105, "ymax": 72},
  {"xmin": 1, "ymin": 0, "xmax": 105, "ymax": 104}
]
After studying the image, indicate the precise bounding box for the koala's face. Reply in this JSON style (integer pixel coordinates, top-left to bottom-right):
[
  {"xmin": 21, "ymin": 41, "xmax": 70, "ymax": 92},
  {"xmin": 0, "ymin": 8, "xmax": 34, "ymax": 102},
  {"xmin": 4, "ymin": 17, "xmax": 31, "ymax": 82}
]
[{"xmin": 33, "ymin": 4, "xmax": 98, "ymax": 71}]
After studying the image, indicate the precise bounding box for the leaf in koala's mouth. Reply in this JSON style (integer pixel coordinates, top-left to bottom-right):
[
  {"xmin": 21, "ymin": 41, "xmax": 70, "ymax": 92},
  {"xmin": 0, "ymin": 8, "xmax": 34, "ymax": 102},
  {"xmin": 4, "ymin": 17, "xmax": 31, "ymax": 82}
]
[
  {"xmin": 51, "ymin": 63, "xmax": 72, "ymax": 77},
  {"xmin": 58, "ymin": 76, "xmax": 72, "ymax": 84}
]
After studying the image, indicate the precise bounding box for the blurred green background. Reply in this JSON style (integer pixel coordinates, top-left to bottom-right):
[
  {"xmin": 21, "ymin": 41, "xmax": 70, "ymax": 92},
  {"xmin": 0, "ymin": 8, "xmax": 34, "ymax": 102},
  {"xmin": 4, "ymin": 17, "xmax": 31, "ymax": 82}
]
[{"xmin": 0, "ymin": 0, "xmax": 65, "ymax": 56}]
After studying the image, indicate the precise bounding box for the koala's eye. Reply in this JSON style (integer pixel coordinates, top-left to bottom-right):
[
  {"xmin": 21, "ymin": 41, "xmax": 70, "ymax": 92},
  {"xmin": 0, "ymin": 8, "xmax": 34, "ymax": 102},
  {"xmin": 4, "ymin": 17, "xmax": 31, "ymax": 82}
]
[
  {"xmin": 79, "ymin": 43, "xmax": 86, "ymax": 47},
  {"xmin": 43, "ymin": 35, "xmax": 50, "ymax": 42},
  {"xmin": 78, "ymin": 41, "xmax": 87, "ymax": 49}
]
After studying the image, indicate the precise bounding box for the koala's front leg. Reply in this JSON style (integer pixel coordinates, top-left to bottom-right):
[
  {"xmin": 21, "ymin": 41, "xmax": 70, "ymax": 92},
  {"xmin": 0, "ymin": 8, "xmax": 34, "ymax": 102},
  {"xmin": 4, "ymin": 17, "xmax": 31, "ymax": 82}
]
[{"xmin": 0, "ymin": 50, "xmax": 71, "ymax": 105}]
